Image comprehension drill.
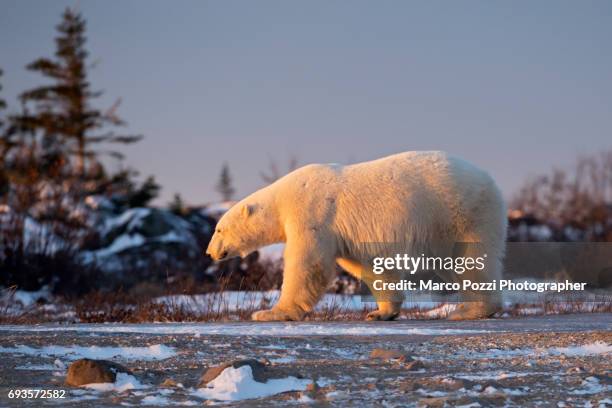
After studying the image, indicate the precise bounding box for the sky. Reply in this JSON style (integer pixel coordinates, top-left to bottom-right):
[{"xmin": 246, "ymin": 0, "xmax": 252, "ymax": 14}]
[{"xmin": 1, "ymin": 0, "xmax": 611, "ymax": 205}]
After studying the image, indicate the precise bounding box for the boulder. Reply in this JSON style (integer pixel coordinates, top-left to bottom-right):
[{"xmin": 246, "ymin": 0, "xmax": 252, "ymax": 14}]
[
  {"xmin": 198, "ymin": 359, "xmax": 268, "ymax": 387},
  {"xmin": 65, "ymin": 359, "xmax": 130, "ymax": 386}
]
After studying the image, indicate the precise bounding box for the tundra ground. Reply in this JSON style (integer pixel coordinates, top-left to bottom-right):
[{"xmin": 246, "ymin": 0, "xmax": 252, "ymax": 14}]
[{"xmin": 0, "ymin": 314, "xmax": 610, "ymax": 407}]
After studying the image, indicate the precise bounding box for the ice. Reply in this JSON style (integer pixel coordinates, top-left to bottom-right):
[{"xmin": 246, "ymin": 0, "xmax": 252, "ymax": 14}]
[
  {"xmin": 193, "ymin": 365, "xmax": 310, "ymax": 401},
  {"xmin": 0, "ymin": 344, "xmax": 176, "ymax": 361}
]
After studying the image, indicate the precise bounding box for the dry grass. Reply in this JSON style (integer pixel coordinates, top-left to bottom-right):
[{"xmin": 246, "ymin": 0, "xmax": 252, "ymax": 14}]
[{"xmin": 1, "ymin": 288, "xmax": 610, "ymax": 324}]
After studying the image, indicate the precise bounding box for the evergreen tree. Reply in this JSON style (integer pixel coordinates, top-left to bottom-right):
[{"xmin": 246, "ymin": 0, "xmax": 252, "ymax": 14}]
[
  {"xmin": 0, "ymin": 68, "xmax": 6, "ymax": 123},
  {"xmin": 128, "ymin": 176, "xmax": 161, "ymax": 208},
  {"xmin": 216, "ymin": 162, "xmax": 235, "ymax": 201},
  {"xmin": 169, "ymin": 193, "xmax": 186, "ymax": 215},
  {"xmin": 12, "ymin": 8, "xmax": 141, "ymax": 180},
  {"xmin": 0, "ymin": 69, "xmax": 7, "ymax": 195}
]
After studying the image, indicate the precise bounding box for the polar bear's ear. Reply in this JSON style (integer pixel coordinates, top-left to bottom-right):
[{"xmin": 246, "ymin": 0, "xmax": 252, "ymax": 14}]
[{"xmin": 242, "ymin": 204, "xmax": 256, "ymax": 218}]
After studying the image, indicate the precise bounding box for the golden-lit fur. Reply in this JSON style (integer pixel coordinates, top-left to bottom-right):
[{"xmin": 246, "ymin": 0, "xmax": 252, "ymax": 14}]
[{"xmin": 206, "ymin": 151, "xmax": 507, "ymax": 321}]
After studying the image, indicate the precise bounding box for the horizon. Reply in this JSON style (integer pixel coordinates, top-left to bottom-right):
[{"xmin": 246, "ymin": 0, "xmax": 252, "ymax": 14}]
[{"xmin": 2, "ymin": 0, "xmax": 611, "ymax": 205}]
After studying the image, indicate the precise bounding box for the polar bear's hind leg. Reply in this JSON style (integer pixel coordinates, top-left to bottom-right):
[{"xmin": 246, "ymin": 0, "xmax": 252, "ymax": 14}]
[{"xmin": 336, "ymin": 258, "xmax": 402, "ymax": 321}]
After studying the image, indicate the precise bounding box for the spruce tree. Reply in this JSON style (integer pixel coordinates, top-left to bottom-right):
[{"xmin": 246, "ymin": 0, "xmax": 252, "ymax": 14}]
[
  {"xmin": 169, "ymin": 193, "xmax": 186, "ymax": 215},
  {"xmin": 13, "ymin": 8, "xmax": 141, "ymax": 180},
  {"xmin": 0, "ymin": 68, "xmax": 5, "ymax": 122},
  {"xmin": 0, "ymin": 69, "xmax": 7, "ymax": 195},
  {"xmin": 216, "ymin": 163, "xmax": 235, "ymax": 201}
]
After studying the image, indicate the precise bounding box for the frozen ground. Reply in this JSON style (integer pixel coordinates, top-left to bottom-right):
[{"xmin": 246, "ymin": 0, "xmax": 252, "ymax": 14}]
[{"xmin": 0, "ymin": 313, "xmax": 610, "ymax": 407}]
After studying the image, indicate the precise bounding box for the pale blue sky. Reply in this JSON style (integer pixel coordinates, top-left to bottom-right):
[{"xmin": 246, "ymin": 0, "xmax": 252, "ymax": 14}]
[{"xmin": 1, "ymin": 1, "xmax": 611, "ymax": 205}]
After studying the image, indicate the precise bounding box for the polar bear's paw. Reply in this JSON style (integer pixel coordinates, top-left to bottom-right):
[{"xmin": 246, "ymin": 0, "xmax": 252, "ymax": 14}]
[
  {"xmin": 252, "ymin": 309, "xmax": 296, "ymax": 321},
  {"xmin": 446, "ymin": 301, "xmax": 500, "ymax": 320},
  {"xmin": 366, "ymin": 310, "xmax": 399, "ymax": 321}
]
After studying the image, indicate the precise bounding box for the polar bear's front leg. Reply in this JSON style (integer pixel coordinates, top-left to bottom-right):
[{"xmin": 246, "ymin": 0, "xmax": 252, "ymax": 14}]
[
  {"xmin": 252, "ymin": 309, "xmax": 300, "ymax": 321},
  {"xmin": 251, "ymin": 232, "xmax": 336, "ymax": 322}
]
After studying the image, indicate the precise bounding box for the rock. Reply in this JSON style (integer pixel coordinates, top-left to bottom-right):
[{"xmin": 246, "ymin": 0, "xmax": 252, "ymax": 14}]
[
  {"xmin": 369, "ymin": 348, "xmax": 423, "ymax": 369},
  {"xmin": 305, "ymin": 382, "xmax": 319, "ymax": 392},
  {"xmin": 369, "ymin": 348, "xmax": 414, "ymax": 362},
  {"xmin": 198, "ymin": 359, "xmax": 269, "ymax": 387},
  {"xmin": 417, "ymin": 396, "xmax": 448, "ymax": 407},
  {"xmin": 160, "ymin": 378, "xmax": 179, "ymax": 388},
  {"xmin": 198, "ymin": 359, "xmax": 306, "ymax": 388},
  {"xmin": 405, "ymin": 360, "xmax": 426, "ymax": 371},
  {"xmin": 566, "ymin": 366, "xmax": 585, "ymax": 374},
  {"xmin": 302, "ymin": 381, "xmax": 325, "ymax": 401},
  {"xmin": 65, "ymin": 359, "xmax": 130, "ymax": 387}
]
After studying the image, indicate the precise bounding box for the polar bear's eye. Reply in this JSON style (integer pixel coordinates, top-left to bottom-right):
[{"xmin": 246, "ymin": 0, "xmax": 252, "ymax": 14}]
[{"xmin": 216, "ymin": 228, "xmax": 222, "ymax": 233}]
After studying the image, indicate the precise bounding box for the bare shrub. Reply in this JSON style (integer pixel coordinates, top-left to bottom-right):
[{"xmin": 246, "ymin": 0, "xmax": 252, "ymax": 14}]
[{"xmin": 511, "ymin": 150, "xmax": 612, "ymax": 241}]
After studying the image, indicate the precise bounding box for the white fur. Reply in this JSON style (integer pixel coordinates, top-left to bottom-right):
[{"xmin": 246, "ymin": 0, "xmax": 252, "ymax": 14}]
[{"xmin": 206, "ymin": 151, "xmax": 507, "ymax": 321}]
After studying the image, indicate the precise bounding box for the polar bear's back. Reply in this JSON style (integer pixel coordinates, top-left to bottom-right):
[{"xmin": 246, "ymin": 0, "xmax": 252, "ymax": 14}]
[{"xmin": 331, "ymin": 151, "xmax": 505, "ymax": 252}]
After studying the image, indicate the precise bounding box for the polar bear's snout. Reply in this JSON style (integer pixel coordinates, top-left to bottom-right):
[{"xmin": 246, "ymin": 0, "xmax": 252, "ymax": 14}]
[
  {"xmin": 207, "ymin": 232, "xmax": 238, "ymax": 261},
  {"xmin": 206, "ymin": 235, "xmax": 227, "ymax": 261}
]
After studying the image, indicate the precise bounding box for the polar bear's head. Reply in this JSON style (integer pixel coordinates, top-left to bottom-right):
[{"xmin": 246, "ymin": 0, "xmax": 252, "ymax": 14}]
[{"xmin": 206, "ymin": 197, "xmax": 281, "ymax": 261}]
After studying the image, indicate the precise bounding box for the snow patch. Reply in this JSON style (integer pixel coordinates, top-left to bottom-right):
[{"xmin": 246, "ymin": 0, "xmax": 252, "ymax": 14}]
[
  {"xmin": 3, "ymin": 323, "xmax": 486, "ymax": 336},
  {"xmin": 258, "ymin": 244, "xmax": 285, "ymax": 262},
  {"xmin": 8, "ymin": 286, "xmax": 52, "ymax": 307},
  {"xmin": 0, "ymin": 344, "xmax": 176, "ymax": 361},
  {"xmin": 459, "ymin": 341, "xmax": 611, "ymax": 360},
  {"xmin": 141, "ymin": 394, "xmax": 172, "ymax": 405},
  {"xmin": 269, "ymin": 356, "xmax": 296, "ymax": 364},
  {"xmin": 570, "ymin": 376, "xmax": 608, "ymax": 395},
  {"xmin": 552, "ymin": 342, "xmax": 612, "ymax": 356},
  {"xmin": 193, "ymin": 365, "xmax": 310, "ymax": 401},
  {"xmin": 83, "ymin": 372, "xmax": 148, "ymax": 392}
]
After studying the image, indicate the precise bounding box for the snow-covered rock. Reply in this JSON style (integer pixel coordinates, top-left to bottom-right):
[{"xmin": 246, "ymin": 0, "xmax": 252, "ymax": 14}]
[{"xmin": 82, "ymin": 207, "xmax": 211, "ymax": 274}]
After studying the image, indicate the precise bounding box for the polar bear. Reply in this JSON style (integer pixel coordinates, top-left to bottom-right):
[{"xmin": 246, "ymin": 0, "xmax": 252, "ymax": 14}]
[{"xmin": 206, "ymin": 151, "xmax": 507, "ymax": 321}]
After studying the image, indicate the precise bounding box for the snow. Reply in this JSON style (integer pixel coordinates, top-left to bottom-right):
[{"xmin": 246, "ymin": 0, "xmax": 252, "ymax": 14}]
[
  {"xmin": 0, "ymin": 344, "xmax": 176, "ymax": 361},
  {"xmin": 452, "ymin": 371, "xmax": 543, "ymax": 381},
  {"xmin": 1, "ymin": 322, "xmax": 487, "ymax": 336},
  {"xmin": 15, "ymin": 363, "xmax": 58, "ymax": 370},
  {"xmin": 9, "ymin": 286, "xmax": 51, "ymax": 307},
  {"xmin": 457, "ymin": 341, "xmax": 611, "ymax": 360},
  {"xmin": 569, "ymin": 376, "xmax": 608, "ymax": 395},
  {"xmin": 269, "ymin": 356, "xmax": 296, "ymax": 364},
  {"xmin": 84, "ymin": 372, "xmax": 148, "ymax": 392},
  {"xmin": 193, "ymin": 365, "xmax": 310, "ymax": 401},
  {"xmin": 102, "ymin": 208, "xmax": 151, "ymax": 234},
  {"xmin": 153, "ymin": 290, "xmax": 452, "ymax": 314},
  {"xmin": 16, "ymin": 358, "xmax": 65, "ymax": 371},
  {"xmin": 140, "ymin": 395, "xmax": 171, "ymax": 405},
  {"xmin": 155, "ymin": 231, "xmax": 188, "ymax": 243},
  {"xmin": 552, "ymin": 341, "xmax": 612, "ymax": 356},
  {"xmin": 258, "ymin": 243, "xmax": 285, "ymax": 262},
  {"xmin": 91, "ymin": 233, "xmax": 146, "ymax": 258}
]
